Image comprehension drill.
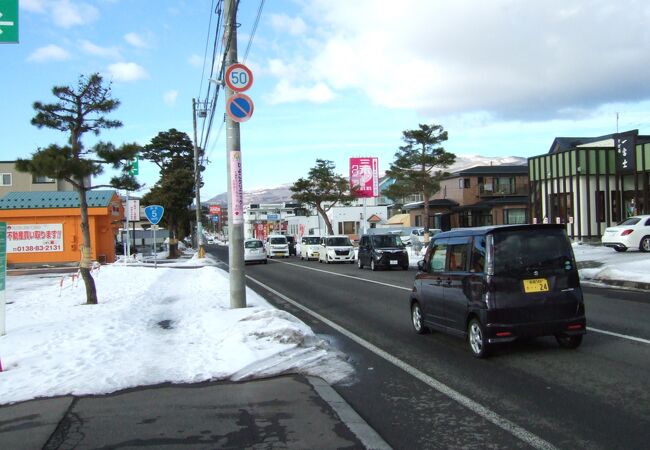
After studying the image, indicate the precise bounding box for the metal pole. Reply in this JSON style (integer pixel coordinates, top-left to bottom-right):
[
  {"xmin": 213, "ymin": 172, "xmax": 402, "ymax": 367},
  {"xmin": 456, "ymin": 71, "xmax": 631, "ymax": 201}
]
[
  {"xmin": 192, "ymin": 98, "xmax": 205, "ymax": 258},
  {"xmin": 153, "ymin": 226, "xmax": 157, "ymax": 269},
  {"xmin": 225, "ymin": 0, "xmax": 246, "ymax": 308},
  {"xmin": 124, "ymin": 191, "xmax": 130, "ymax": 263}
]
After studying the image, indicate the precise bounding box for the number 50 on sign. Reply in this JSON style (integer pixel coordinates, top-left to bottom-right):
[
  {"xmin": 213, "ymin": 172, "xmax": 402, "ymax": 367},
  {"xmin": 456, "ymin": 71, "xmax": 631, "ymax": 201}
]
[{"xmin": 225, "ymin": 63, "xmax": 253, "ymax": 92}]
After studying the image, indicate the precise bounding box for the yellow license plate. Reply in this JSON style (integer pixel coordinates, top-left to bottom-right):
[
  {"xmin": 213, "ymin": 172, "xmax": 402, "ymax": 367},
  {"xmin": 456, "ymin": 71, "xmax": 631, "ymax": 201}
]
[{"xmin": 523, "ymin": 278, "xmax": 549, "ymax": 293}]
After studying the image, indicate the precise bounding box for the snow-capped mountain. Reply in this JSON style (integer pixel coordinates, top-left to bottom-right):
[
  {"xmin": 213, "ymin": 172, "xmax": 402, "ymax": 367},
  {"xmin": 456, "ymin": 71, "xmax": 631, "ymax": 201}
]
[{"xmin": 205, "ymin": 154, "xmax": 528, "ymax": 206}]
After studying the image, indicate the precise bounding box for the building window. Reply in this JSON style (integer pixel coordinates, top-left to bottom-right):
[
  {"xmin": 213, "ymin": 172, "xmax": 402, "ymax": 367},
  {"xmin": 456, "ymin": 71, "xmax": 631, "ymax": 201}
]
[
  {"xmin": 414, "ymin": 215, "xmax": 422, "ymax": 227},
  {"xmin": 596, "ymin": 191, "xmax": 605, "ymax": 222},
  {"xmin": 459, "ymin": 178, "xmax": 471, "ymax": 189},
  {"xmin": 338, "ymin": 221, "xmax": 357, "ymax": 235},
  {"xmin": 1, "ymin": 173, "xmax": 11, "ymax": 186},
  {"xmin": 33, "ymin": 175, "xmax": 55, "ymax": 184},
  {"xmin": 504, "ymin": 208, "xmax": 527, "ymax": 224}
]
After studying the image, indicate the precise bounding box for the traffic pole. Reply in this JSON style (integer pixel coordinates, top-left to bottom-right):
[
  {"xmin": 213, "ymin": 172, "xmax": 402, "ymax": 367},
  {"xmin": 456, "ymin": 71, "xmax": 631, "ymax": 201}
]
[
  {"xmin": 224, "ymin": 0, "xmax": 246, "ymax": 308},
  {"xmin": 192, "ymin": 98, "xmax": 205, "ymax": 258}
]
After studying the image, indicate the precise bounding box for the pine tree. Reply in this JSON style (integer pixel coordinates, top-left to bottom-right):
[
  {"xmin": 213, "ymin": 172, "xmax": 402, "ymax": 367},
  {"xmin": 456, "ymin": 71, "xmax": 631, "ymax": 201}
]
[
  {"xmin": 16, "ymin": 74, "xmax": 140, "ymax": 305},
  {"xmin": 384, "ymin": 124, "xmax": 455, "ymax": 232}
]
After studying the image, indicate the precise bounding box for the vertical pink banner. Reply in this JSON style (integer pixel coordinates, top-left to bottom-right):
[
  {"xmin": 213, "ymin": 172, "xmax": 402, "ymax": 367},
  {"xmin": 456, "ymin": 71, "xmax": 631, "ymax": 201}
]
[
  {"xmin": 230, "ymin": 151, "xmax": 244, "ymax": 224},
  {"xmin": 350, "ymin": 157, "xmax": 379, "ymax": 198}
]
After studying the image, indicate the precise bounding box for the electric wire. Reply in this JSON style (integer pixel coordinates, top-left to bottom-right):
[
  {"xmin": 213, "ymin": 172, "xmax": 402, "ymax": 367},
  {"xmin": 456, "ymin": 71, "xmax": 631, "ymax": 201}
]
[
  {"xmin": 243, "ymin": 0, "xmax": 265, "ymax": 63},
  {"xmin": 197, "ymin": 0, "xmax": 216, "ymax": 100}
]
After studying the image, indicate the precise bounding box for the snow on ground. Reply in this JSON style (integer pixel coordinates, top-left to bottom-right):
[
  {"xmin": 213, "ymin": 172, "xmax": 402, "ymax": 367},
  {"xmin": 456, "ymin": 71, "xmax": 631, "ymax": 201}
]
[
  {"xmin": 1, "ymin": 241, "xmax": 648, "ymax": 405},
  {"xmin": 0, "ymin": 252, "xmax": 353, "ymax": 405}
]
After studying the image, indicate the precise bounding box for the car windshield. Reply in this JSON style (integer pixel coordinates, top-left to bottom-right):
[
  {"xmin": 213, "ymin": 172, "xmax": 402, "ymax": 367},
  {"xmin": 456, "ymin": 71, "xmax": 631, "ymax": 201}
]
[
  {"xmin": 303, "ymin": 237, "xmax": 320, "ymax": 245},
  {"xmin": 619, "ymin": 217, "xmax": 640, "ymax": 226},
  {"xmin": 493, "ymin": 228, "xmax": 574, "ymax": 275},
  {"xmin": 327, "ymin": 237, "xmax": 351, "ymax": 246},
  {"xmin": 245, "ymin": 240, "xmax": 263, "ymax": 249},
  {"xmin": 270, "ymin": 237, "xmax": 286, "ymax": 244},
  {"xmin": 371, "ymin": 235, "xmax": 404, "ymax": 247}
]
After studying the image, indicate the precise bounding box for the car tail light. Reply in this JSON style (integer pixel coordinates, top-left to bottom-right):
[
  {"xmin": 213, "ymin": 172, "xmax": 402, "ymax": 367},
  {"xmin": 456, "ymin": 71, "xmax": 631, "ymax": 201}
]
[
  {"xmin": 621, "ymin": 229, "xmax": 634, "ymax": 236},
  {"xmin": 567, "ymin": 324, "xmax": 583, "ymax": 330},
  {"xmin": 496, "ymin": 331, "xmax": 512, "ymax": 337}
]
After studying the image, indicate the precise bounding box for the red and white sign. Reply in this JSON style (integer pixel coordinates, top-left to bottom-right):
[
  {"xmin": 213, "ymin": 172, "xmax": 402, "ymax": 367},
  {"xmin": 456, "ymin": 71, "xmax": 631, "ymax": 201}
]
[
  {"xmin": 6, "ymin": 223, "xmax": 64, "ymax": 253},
  {"xmin": 230, "ymin": 151, "xmax": 244, "ymax": 224},
  {"xmin": 209, "ymin": 205, "xmax": 222, "ymax": 215},
  {"xmin": 225, "ymin": 63, "xmax": 254, "ymax": 92},
  {"xmin": 350, "ymin": 157, "xmax": 379, "ymax": 198},
  {"xmin": 127, "ymin": 199, "xmax": 140, "ymax": 221}
]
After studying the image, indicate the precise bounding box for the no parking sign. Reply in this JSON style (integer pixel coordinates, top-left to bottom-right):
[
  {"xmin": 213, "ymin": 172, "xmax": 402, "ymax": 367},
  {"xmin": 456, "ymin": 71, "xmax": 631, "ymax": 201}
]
[{"xmin": 226, "ymin": 94, "xmax": 254, "ymax": 123}]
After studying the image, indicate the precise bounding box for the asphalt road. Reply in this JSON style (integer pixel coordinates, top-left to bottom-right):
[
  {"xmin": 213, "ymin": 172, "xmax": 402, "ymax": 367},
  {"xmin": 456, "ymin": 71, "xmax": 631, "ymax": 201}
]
[{"xmin": 209, "ymin": 245, "xmax": 650, "ymax": 450}]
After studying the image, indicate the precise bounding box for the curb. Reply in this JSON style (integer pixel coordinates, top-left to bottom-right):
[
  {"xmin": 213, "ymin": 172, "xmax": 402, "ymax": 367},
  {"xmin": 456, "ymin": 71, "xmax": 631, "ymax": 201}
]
[{"xmin": 307, "ymin": 377, "xmax": 391, "ymax": 450}]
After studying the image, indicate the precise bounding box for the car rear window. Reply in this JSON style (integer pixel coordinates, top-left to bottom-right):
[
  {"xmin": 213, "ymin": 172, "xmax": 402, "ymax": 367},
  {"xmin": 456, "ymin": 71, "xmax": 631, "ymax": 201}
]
[
  {"xmin": 302, "ymin": 237, "xmax": 320, "ymax": 245},
  {"xmin": 270, "ymin": 237, "xmax": 287, "ymax": 244},
  {"xmin": 492, "ymin": 228, "xmax": 574, "ymax": 275},
  {"xmin": 245, "ymin": 240, "xmax": 263, "ymax": 249},
  {"xmin": 327, "ymin": 237, "xmax": 351, "ymax": 246}
]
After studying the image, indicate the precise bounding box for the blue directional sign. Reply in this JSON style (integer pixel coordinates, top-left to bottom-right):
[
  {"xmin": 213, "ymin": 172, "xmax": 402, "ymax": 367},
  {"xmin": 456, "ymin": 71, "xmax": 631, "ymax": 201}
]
[
  {"xmin": 212, "ymin": 215, "xmax": 220, "ymax": 223},
  {"xmin": 226, "ymin": 93, "xmax": 254, "ymax": 123},
  {"xmin": 144, "ymin": 205, "xmax": 164, "ymax": 225}
]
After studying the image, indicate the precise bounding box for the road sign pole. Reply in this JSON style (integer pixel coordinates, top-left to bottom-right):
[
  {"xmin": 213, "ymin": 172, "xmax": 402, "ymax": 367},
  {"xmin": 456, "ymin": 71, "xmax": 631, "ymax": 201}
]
[
  {"xmin": 192, "ymin": 98, "xmax": 205, "ymax": 258},
  {"xmin": 225, "ymin": 0, "xmax": 246, "ymax": 309},
  {"xmin": 153, "ymin": 226, "xmax": 157, "ymax": 269}
]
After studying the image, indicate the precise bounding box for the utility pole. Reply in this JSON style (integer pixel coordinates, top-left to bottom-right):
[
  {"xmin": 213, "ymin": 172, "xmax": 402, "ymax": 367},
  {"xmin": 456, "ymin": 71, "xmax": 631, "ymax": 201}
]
[
  {"xmin": 224, "ymin": 0, "xmax": 246, "ymax": 308},
  {"xmin": 192, "ymin": 98, "xmax": 205, "ymax": 258}
]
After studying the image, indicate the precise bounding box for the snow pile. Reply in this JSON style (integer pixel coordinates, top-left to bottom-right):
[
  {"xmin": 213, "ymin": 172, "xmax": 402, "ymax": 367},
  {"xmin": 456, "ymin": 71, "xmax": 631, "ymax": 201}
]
[{"xmin": 0, "ymin": 261, "xmax": 353, "ymax": 405}]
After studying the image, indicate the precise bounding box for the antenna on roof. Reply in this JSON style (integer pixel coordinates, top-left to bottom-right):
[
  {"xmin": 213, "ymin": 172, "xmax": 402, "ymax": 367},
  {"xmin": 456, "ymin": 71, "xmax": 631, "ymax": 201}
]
[{"xmin": 616, "ymin": 112, "xmax": 619, "ymax": 133}]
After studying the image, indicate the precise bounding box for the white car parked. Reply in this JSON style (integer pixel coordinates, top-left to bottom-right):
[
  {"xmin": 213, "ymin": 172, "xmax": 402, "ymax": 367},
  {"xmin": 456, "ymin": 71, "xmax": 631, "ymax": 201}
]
[
  {"xmin": 244, "ymin": 239, "xmax": 267, "ymax": 264},
  {"xmin": 300, "ymin": 235, "xmax": 321, "ymax": 261},
  {"xmin": 318, "ymin": 235, "xmax": 355, "ymax": 264},
  {"xmin": 601, "ymin": 215, "xmax": 650, "ymax": 252},
  {"xmin": 265, "ymin": 234, "xmax": 289, "ymax": 258}
]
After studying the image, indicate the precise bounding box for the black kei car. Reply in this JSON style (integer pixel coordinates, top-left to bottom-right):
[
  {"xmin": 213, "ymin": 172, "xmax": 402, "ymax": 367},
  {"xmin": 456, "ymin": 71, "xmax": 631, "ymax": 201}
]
[
  {"xmin": 357, "ymin": 233, "xmax": 409, "ymax": 271},
  {"xmin": 409, "ymin": 224, "xmax": 586, "ymax": 358}
]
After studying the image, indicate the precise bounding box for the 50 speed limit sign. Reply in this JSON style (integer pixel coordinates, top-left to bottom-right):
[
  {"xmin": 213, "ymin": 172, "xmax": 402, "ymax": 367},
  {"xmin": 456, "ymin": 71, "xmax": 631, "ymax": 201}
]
[{"xmin": 225, "ymin": 63, "xmax": 253, "ymax": 92}]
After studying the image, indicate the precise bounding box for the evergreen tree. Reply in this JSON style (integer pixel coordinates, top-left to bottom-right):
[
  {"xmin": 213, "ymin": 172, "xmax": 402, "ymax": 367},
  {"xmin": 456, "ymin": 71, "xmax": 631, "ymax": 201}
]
[
  {"xmin": 140, "ymin": 129, "xmax": 199, "ymax": 258},
  {"xmin": 290, "ymin": 159, "xmax": 357, "ymax": 235},
  {"xmin": 384, "ymin": 124, "xmax": 455, "ymax": 232},
  {"xmin": 16, "ymin": 74, "xmax": 140, "ymax": 305}
]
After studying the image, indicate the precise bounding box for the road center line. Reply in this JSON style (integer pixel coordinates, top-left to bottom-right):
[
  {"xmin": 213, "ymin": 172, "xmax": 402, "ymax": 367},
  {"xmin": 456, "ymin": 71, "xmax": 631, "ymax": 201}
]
[
  {"xmin": 269, "ymin": 259, "xmax": 411, "ymax": 291},
  {"xmin": 268, "ymin": 259, "xmax": 650, "ymax": 346},
  {"xmin": 246, "ymin": 274, "xmax": 557, "ymax": 450}
]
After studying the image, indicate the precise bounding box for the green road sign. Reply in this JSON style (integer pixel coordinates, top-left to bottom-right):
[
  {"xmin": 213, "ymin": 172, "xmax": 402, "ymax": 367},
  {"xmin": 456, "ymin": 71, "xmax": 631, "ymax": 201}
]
[
  {"xmin": 0, "ymin": 0, "xmax": 19, "ymax": 44},
  {"xmin": 128, "ymin": 156, "xmax": 139, "ymax": 175}
]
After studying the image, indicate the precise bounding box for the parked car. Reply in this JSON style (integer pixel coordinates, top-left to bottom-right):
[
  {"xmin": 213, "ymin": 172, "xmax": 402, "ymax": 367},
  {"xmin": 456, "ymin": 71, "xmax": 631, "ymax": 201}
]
[
  {"xmin": 357, "ymin": 233, "xmax": 409, "ymax": 271},
  {"xmin": 265, "ymin": 234, "xmax": 289, "ymax": 258},
  {"xmin": 410, "ymin": 224, "xmax": 586, "ymax": 358},
  {"xmin": 601, "ymin": 215, "xmax": 650, "ymax": 252},
  {"xmin": 244, "ymin": 238, "xmax": 267, "ymax": 264},
  {"xmin": 399, "ymin": 227, "xmax": 442, "ymax": 245},
  {"xmin": 300, "ymin": 236, "xmax": 321, "ymax": 260},
  {"xmin": 318, "ymin": 235, "xmax": 355, "ymax": 264},
  {"xmin": 286, "ymin": 235, "xmax": 297, "ymax": 256}
]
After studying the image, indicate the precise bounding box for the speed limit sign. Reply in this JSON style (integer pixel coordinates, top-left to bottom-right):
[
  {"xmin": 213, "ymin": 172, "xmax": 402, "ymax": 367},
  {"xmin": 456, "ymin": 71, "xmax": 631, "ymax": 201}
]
[{"xmin": 225, "ymin": 63, "xmax": 253, "ymax": 92}]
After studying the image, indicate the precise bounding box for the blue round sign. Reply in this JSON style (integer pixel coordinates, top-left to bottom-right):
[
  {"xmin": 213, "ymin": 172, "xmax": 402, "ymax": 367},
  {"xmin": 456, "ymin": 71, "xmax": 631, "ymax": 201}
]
[{"xmin": 226, "ymin": 94, "xmax": 254, "ymax": 123}]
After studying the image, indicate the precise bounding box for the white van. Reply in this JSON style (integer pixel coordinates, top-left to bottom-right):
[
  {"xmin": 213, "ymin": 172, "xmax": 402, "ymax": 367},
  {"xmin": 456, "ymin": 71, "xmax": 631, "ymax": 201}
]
[
  {"xmin": 318, "ymin": 235, "xmax": 355, "ymax": 264},
  {"xmin": 265, "ymin": 234, "xmax": 289, "ymax": 258},
  {"xmin": 300, "ymin": 235, "xmax": 321, "ymax": 261}
]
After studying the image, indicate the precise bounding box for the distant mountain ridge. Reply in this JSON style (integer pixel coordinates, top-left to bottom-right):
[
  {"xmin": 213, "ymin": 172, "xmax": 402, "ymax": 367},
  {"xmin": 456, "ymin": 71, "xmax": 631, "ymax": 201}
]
[{"xmin": 205, "ymin": 154, "xmax": 527, "ymax": 206}]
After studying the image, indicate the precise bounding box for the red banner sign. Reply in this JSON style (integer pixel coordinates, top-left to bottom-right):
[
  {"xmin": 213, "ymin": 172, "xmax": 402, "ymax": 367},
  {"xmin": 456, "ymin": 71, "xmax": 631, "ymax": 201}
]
[
  {"xmin": 209, "ymin": 205, "xmax": 222, "ymax": 215},
  {"xmin": 350, "ymin": 157, "xmax": 379, "ymax": 198}
]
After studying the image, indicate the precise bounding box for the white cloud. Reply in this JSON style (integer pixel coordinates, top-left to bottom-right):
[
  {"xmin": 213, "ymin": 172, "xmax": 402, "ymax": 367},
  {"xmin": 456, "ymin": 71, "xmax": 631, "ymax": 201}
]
[
  {"xmin": 124, "ymin": 32, "xmax": 149, "ymax": 49},
  {"xmin": 20, "ymin": 0, "xmax": 47, "ymax": 13},
  {"xmin": 51, "ymin": 0, "xmax": 99, "ymax": 28},
  {"xmin": 188, "ymin": 54, "xmax": 203, "ymax": 68},
  {"xmin": 267, "ymin": 80, "xmax": 334, "ymax": 104},
  {"xmin": 27, "ymin": 44, "xmax": 71, "ymax": 63},
  {"xmin": 79, "ymin": 40, "xmax": 121, "ymax": 59},
  {"xmin": 273, "ymin": 0, "xmax": 650, "ymax": 119},
  {"xmin": 106, "ymin": 62, "xmax": 149, "ymax": 82},
  {"xmin": 269, "ymin": 14, "xmax": 307, "ymax": 36},
  {"xmin": 163, "ymin": 90, "xmax": 178, "ymax": 106}
]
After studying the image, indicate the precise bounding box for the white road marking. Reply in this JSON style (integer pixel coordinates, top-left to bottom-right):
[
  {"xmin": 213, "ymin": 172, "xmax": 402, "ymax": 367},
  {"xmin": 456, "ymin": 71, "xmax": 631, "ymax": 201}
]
[
  {"xmin": 246, "ymin": 275, "xmax": 558, "ymax": 450},
  {"xmin": 587, "ymin": 327, "xmax": 650, "ymax": 344},
  {"xmin": 269, "ymin": 258, "xmax": 412, "ymax": 291}
]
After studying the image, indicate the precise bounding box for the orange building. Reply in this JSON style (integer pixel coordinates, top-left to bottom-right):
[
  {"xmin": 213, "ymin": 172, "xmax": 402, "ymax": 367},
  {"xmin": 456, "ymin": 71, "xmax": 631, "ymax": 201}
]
[{"xmin": 0, "ymin": 190, "xmax": 123, "ymax": 266}]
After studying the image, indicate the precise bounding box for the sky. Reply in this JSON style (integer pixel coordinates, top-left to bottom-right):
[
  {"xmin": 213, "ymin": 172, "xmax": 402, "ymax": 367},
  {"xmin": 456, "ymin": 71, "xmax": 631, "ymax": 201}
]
[
  {"xmin": 1, "ymin": 241, "xmax": 649, "ymax": 405},
  {"xmin": 3, "ymin": 0, "xmax": 650, "ymax": 200}
]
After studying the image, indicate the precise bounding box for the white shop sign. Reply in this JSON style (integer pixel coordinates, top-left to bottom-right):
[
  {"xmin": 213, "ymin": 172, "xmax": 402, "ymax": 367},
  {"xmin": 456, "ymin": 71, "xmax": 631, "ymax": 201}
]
[{"xmin": 6, "ymin": 223, "xmax": 64, "ymax": 253}]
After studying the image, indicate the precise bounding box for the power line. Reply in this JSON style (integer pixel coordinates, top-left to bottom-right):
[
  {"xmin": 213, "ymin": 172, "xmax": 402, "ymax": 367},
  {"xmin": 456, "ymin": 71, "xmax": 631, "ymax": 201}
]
[
  {"xmin": 243, "ymin": 0, "xmax": 266, "ymax": 63},
  {"xmin": 197, "ymin": 0, "xmax": 217, "ymax": 100}
]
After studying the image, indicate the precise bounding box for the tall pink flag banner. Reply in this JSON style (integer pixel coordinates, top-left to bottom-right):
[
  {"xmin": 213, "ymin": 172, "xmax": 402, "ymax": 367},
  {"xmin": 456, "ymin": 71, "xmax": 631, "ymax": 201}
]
[{"xmin": 350, "ymin": 157, "xmax": 379, "ymax": 198}]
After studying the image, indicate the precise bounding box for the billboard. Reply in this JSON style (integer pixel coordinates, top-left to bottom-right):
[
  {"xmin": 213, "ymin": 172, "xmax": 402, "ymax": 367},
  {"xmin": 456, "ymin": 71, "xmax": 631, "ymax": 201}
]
[
  {"xmin": 6, "ymin": 223, "xmax": 64, "ymax": 253},
  {"xmin": 350, "ymin": 157, "xmax": 379, "ymax": 198}
]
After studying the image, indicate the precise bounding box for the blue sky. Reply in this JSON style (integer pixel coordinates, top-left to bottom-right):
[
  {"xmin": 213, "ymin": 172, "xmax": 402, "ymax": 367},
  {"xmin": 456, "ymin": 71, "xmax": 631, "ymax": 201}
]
[{"xmin": 3, "ymin": 0, "xmax": 650, "ymax": 199}]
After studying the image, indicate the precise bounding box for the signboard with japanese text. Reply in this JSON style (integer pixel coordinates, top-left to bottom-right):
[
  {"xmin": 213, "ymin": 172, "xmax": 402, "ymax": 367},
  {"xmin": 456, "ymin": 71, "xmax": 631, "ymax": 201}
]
[
  {"xmin": 615, "ymin": 132, "xmax": 636, "ymax": 174},
  {"xmin": 230, "ymin": 151, "xmax": 244, "ymax": 224},
  {"xmin": 209, "ymin": 205, "xmax": 222, "ymax": 215},
  {"xmin": 128, "ymin": 199, "xmax": 140, "ymax": 221},
  {"xmin": 0, "ymin": 222, "xmax": 5, "ymax": 335},
  {"xmin": 6, "ymin": 223, "xmax": 63, "ymax": 253},
  {"xmin": 350, "ymin": 157, "xmax": 379, "ymax": 198}
]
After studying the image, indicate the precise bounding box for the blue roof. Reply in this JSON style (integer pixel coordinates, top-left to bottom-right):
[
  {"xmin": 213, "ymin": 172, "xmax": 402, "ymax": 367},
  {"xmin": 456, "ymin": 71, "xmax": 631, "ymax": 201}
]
[{"xmin": 0, "ymin": 190, "xmax": 117, "ymax": 210}]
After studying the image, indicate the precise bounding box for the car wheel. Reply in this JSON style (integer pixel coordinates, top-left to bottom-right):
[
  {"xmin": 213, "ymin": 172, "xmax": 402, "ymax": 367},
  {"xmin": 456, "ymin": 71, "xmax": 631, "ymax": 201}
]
[
  {"xmin": 468, "ymin": 318, "xmax": 490, "ymax": 358},
  {"xmin": 358, "ymin": 258, "xmax": 364, "ymax": 269},
  {"xmin": 325, "ymin": 255, "xmax": 330, "ymax": 264},
  {"xmin": 411, "ymin": 302, "xmax": 428, "ymax": 334},
  {"xmin": 639, "ymin": 236, "xmax": 650, "ymax": 252},
  {"xmin": 402, "ymin": 264, "xmax": 409, "ymax": 270},
  {"xmin": 264, "ymin": 259, "xmax": 268, "ymax": 264},
  {"xmin": 555, "ymin": 334, "xmax": 583, "ymax": 349},
  {"xmin": 614, "ymin": 247, "xmax": 627, "ymax": 252},
  {"xmin": 371, "ymin": 259, "xmax": 377, "ymax": 271}
]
